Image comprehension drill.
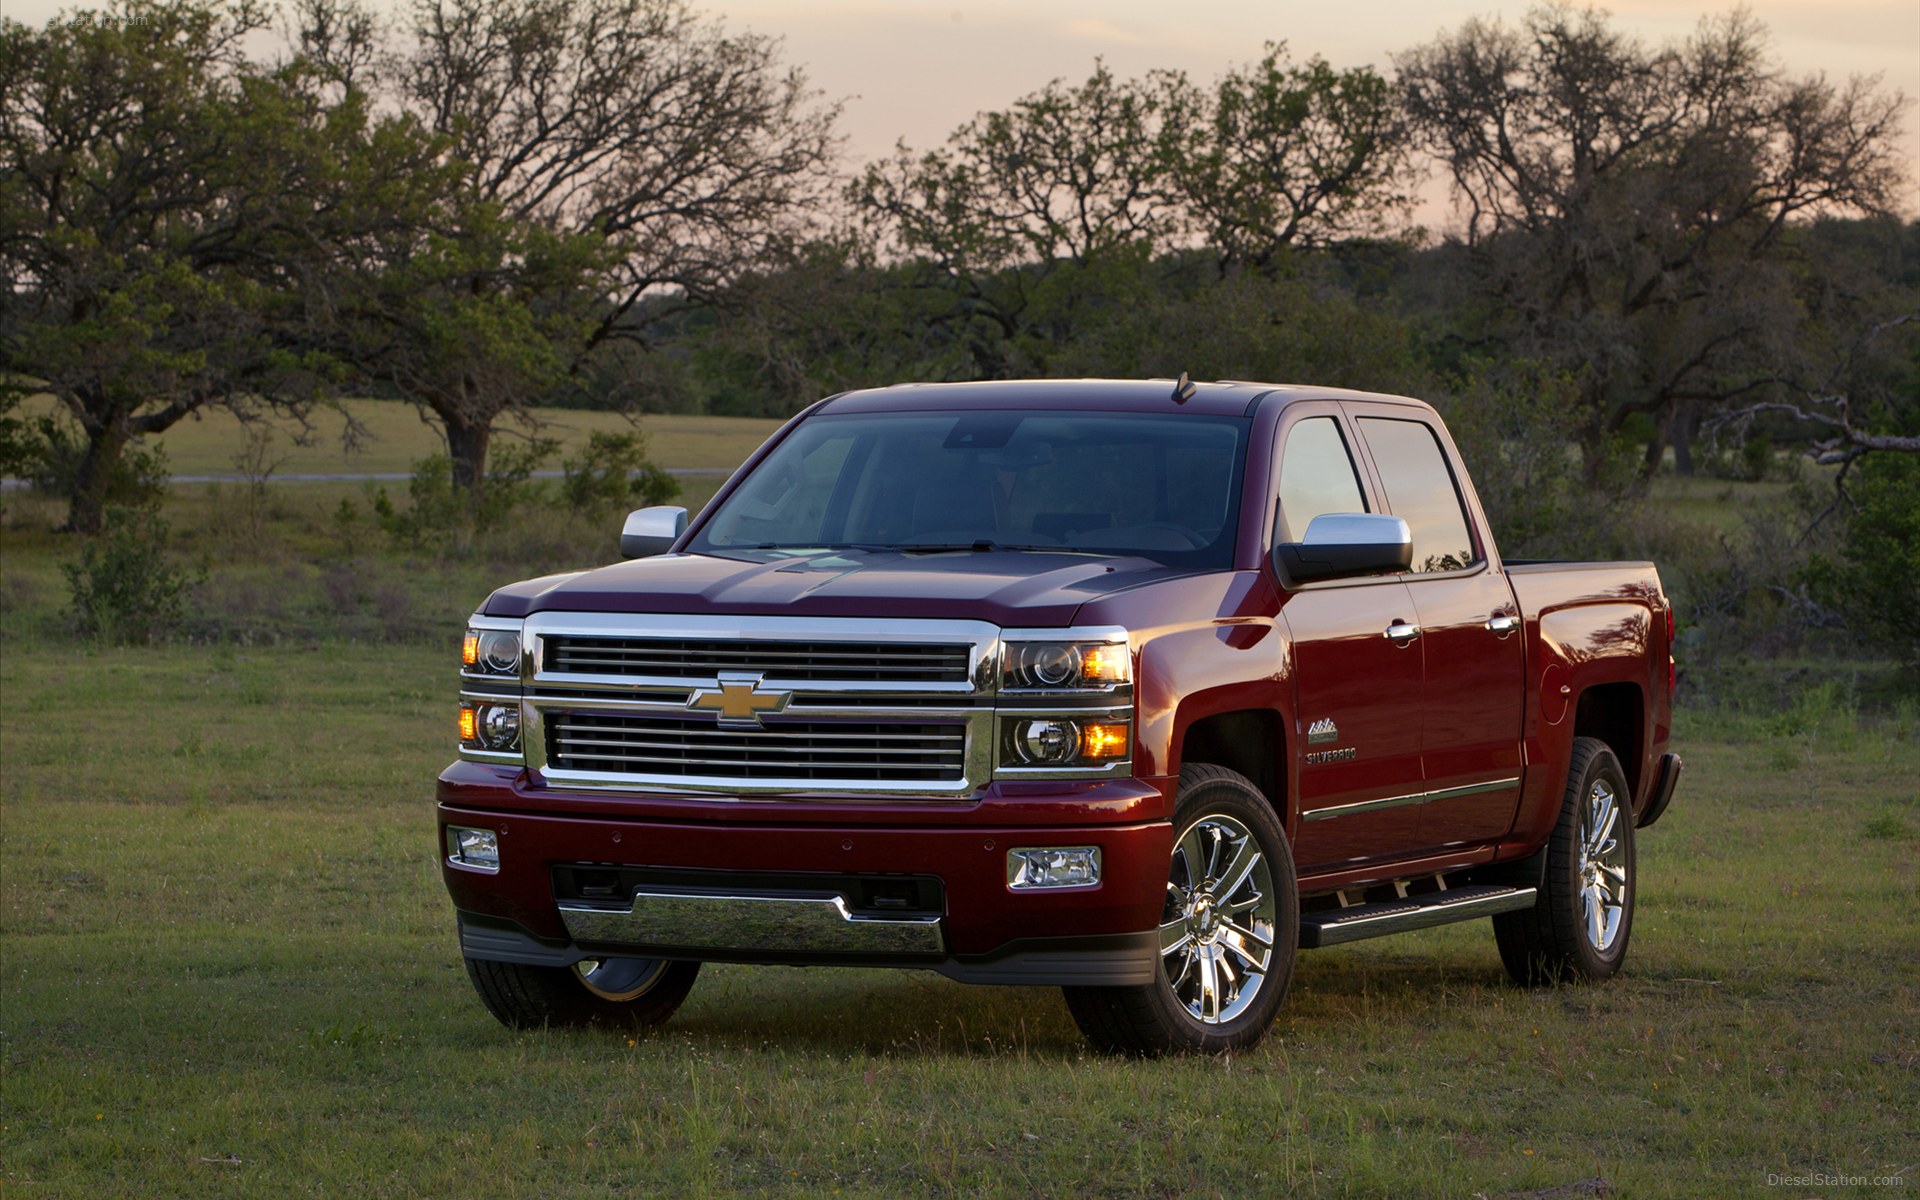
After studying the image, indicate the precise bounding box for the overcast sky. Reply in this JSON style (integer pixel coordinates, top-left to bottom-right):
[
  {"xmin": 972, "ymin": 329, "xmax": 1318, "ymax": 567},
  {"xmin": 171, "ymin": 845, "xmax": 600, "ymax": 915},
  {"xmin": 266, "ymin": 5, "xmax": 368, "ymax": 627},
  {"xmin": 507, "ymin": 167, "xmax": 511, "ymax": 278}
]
[{"xmin": 7, "ymin": 0, "xmax": 1917, "ymax": 221}]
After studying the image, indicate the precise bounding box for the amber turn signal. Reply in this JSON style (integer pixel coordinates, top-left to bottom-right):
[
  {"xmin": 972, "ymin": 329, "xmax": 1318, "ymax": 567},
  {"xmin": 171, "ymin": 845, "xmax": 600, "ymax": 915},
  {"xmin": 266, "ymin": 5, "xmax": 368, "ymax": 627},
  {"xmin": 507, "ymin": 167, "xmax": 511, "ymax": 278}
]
[
  {"xmin": 1078, "ymin": 644, "xmax": 1129, "ymax": 685},
  {"xmin": 1080, "ymin": 722, "xmax": 1129, "ymax": 760}
]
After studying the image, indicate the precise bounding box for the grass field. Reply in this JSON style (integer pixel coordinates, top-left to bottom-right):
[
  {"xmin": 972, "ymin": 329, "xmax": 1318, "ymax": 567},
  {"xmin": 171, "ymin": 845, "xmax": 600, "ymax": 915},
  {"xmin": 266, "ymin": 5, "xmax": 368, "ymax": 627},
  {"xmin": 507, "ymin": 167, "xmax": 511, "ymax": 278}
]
[
  {"xmin": 1, "ymin": 646, "xmax": 1914, "ymax": 1198},
  {"xmin": 8, "ymin": 396, "xmax": 785, "ymax": 477},
  {"xmin": 1, "ymin": 401, "xmax": 1914, "ymax": 1196}
]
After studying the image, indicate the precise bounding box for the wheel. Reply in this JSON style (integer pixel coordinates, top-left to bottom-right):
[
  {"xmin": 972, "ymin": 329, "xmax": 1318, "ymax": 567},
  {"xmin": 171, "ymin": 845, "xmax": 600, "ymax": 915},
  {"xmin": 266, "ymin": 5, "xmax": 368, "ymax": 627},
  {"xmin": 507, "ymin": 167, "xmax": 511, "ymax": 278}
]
[
  {"xmin": 1494, "ymin": 736, "xmax": 1636, "ymax": 985},
  {"xmin": 1064, "ymin": 763, "xmax": 1298, "ymax": 1056},
  {"xmin": 464, "ymin": 955, "xmax": 700, "ymax": 1029}
]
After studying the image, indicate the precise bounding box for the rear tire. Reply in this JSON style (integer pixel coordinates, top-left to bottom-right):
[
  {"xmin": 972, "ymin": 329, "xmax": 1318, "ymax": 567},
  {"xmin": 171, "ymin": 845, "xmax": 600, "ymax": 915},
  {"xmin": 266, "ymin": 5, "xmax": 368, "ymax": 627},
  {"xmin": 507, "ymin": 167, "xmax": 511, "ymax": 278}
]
[
  {"xmin": 1494, "ymin": 736, "xmax": 1636, "ymax": 985},
  {"xmin": 1064, "ymin": 763, "xmax": 1298, "ymax": 1056},
  {"xmin": 465, "ymin": 955, "xmax": 700, "ymax": 1029}
]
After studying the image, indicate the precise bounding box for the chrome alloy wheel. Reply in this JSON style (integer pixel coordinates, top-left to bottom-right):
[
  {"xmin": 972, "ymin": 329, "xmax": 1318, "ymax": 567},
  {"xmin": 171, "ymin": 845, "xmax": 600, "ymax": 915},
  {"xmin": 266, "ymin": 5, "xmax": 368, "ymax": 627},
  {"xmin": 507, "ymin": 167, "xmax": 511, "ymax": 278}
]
[
  {"xmin": 1578, "ymin": 779, "xmax": 1630, "ymax": 954},
  {"xmin": 1159, "ymin": 813, "xmax": 1279, "ymax": 1024},
  {"xmin": 574, "ymin": 957, "xmax": 671, "ymax": 1002}
]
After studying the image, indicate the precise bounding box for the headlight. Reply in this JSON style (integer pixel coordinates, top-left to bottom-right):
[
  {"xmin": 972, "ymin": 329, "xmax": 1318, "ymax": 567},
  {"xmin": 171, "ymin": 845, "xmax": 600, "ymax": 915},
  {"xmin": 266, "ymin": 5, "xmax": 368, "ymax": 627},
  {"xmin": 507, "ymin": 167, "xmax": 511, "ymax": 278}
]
[
  {"xmin": 995, "ymin": 628, "xmax": 1132, "ymax": 779},
  {"xmin": 1001, "ymin": 639, "xmax": 1129, "ymax": 691},
  {"xmin": 460, "ymin": 617, "xmax": 525, "ymax": 763},
  {"xmin": 1006, "ymin": 718, "xmax": 1130, "ymax": 766},
  {"xmin": 460, "ymin": 702, "xmax": 521, "ymax": 752},
  {"xmin": 462, "ymin": 627, "xmax": 522, "ymax": 677}
]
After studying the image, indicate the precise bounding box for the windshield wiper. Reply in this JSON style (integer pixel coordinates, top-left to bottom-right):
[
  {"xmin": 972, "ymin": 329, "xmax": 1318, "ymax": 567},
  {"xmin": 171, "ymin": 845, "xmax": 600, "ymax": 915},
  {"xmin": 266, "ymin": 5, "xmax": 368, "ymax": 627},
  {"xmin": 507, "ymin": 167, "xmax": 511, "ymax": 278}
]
[
  {"xmin": 894, "ymin": 541, "xmax": 1072, "ymax": 554},
  {"xmin": 744, "ymin": 541, "xmax": 1085, "ymax": 555}
]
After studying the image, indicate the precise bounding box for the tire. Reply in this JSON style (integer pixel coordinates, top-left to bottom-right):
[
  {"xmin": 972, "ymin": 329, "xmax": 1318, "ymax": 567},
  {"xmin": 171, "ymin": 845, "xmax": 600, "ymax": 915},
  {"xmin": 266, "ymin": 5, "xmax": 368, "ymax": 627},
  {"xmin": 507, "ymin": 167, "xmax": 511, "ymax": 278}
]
[
  {"xmin": 1494, "ymin": 736, "xmax": 1637, "ymax": 985},
  {"xmin": 1064, "ymin": 763, "xmax": 1298, "ymax": 1056},
  {"xmin": 465, "ymin": 955, "xmax": 700, "ymax": 1030}
]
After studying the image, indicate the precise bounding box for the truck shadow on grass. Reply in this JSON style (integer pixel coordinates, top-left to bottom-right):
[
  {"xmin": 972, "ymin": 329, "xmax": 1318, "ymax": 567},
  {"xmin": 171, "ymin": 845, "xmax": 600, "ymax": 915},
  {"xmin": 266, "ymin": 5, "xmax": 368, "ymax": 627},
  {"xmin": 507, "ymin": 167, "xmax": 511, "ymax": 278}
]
[{"xmin": 621, "ymin": 952, "xmax": 1540, "ymax": 1059}]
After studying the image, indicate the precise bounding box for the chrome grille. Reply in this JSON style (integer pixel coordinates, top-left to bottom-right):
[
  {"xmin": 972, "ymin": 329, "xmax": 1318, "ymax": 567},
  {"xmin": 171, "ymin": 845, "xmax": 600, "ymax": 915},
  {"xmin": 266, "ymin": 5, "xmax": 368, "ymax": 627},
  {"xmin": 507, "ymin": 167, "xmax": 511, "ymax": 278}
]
[
  {"xmin": 522, "ymin": 613, "xmax": 998, "ymax": 796},
  {"xmin": 544, "ymin": 636, "xmax": 971, "ymax": 683},
  {"xmin": 546, "ymin": 713, "xmax": 966, "ymax": 782}
]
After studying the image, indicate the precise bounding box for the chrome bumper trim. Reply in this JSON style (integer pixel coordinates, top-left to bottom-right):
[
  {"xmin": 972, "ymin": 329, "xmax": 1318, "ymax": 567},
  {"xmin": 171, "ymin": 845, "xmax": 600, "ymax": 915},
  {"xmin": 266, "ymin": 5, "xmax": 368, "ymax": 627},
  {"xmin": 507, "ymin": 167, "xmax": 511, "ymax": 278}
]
[{"xmin": 558, "ymin": 890, "xmax": 946, "ymax": 956}]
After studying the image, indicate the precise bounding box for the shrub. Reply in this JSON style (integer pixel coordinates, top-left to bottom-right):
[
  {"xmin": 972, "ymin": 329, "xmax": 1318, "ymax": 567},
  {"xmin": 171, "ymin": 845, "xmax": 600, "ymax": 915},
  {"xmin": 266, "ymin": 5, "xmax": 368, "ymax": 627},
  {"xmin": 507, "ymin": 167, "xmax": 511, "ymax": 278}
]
[
  {"xmin": 558, "ymin": 431, "xmax": 680, "ymax": 515},
  {"xmin": 63, "ymin": 506, "xmax": 203, "ymax": 644},
  {"xmin": 371, "ymin": 440, "xmax": 557, "ymax": 548},
  {"xmin": 1430, "ymin": 359, "xmax": 1639, "ymax": 559},
  {"xmin": 22, "ymin": 415, "xmax": 169, "ymax": 510},
  {"xmin": 1807, "ymin": 451, "xmax": 1920, "ymax": 689}
]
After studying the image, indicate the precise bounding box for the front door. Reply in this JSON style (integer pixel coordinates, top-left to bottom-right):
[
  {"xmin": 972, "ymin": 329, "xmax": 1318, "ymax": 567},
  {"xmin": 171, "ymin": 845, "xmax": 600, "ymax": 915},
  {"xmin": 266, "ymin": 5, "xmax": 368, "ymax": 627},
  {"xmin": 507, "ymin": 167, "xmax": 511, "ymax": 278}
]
[
  {"xmin": 1272, "ymin": 412, "xmax": 1431, "ymax": 872},
  {"xmin": 1284, "ymin": 581, "xmax": 1432, "ymax": 872}
]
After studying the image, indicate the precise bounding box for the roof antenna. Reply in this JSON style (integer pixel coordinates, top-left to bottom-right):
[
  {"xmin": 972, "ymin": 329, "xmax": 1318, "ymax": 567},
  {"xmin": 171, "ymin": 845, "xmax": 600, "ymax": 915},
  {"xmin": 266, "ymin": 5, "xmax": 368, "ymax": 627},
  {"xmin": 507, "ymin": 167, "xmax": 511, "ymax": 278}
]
[{"xmin": 1172, "ymin": 372, "xmax": 1196, "ymax": 405}]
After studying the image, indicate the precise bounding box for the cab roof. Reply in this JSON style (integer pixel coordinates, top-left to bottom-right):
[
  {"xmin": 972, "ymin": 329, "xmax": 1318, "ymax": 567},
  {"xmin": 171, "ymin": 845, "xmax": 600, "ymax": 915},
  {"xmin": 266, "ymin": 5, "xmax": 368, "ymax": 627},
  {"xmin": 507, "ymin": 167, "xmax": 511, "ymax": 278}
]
[{"xmin": 817, "ymin": 378, "xmax": 1421, "ymax": 420}]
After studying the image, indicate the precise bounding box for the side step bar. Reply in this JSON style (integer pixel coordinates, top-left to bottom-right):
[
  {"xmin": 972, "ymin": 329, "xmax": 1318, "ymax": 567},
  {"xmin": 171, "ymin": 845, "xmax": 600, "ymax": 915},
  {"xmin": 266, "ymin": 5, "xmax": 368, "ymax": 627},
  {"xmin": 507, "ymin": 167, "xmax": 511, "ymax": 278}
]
[{"xmin": 1299, "ymin": 884, "xmax": 1538, "ymax": 949}]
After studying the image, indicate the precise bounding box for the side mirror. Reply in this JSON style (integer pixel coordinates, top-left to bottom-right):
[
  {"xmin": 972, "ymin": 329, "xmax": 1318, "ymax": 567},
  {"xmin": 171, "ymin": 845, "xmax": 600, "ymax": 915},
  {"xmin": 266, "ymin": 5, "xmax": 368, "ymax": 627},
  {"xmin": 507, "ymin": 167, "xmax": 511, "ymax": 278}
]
[
  {"xmin": 1273, "ymin": 513, "xmax": 1412, "ymax": 584},
  {"xmin": 620, "ymin": 505, "xmax": 688, "ymax": 558}
]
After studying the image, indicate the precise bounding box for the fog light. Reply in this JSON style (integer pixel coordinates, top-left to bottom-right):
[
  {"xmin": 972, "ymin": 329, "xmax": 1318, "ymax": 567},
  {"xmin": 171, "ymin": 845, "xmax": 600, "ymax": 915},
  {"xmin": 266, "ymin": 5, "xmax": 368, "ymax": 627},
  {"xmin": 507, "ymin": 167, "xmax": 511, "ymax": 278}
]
[
  {"xmin": 446, "ymin": 826, "xmax": 500, "ymax": 872},
  {"xmin": 1007, "ymin": 846, "xmax": 1101, "ymax": 890}
]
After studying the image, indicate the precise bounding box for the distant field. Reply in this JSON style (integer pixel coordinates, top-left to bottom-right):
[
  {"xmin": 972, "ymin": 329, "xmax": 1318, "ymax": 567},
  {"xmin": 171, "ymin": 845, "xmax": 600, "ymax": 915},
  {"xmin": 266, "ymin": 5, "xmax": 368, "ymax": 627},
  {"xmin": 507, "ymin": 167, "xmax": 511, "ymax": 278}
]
[
  {"xmin": 8, "ymin": 395, "xmax": 784, "ymax": 477},
  {"xmin": 1, "ymin": 647, "xmax": 1913, "ymax": 1198}
]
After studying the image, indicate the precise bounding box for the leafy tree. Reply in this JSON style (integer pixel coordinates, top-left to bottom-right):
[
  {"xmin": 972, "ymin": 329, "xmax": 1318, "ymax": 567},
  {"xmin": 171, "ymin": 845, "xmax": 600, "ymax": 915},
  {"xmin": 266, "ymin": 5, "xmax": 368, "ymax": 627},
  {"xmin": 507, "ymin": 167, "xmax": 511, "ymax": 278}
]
[
  {"xmin": 856, "ymin": 52, "xmax": 1411, "ymax": 378},
  {"xmin": 1398, "ymin": 5, "xmax": 1909, "ymax": 481},
  {"xmin": 855, "ymin": 63, "xmax": 1169, "ymax": 377},
  {"xmin": 0, "ymin": 0, "xmax": 345, "ymax": 532},
  {"xmin": 1154, "ymin": 43, "xmax": 1410, "ymax": 271},
  {"xmin": 1807, "ymin": 450, "xmax": 1920, "ymax": 685},
  {"xmin": 297, "ymin": 0, "xmax": 839, "ymax": 491}
]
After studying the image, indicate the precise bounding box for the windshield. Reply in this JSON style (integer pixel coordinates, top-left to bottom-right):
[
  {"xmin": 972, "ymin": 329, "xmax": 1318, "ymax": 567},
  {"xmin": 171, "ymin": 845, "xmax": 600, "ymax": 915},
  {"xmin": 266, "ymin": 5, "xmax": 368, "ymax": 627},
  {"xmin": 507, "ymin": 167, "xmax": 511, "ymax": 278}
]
[{"xmin": 690, "ymin": 409, "xmax": 1250, "ymax": 569}]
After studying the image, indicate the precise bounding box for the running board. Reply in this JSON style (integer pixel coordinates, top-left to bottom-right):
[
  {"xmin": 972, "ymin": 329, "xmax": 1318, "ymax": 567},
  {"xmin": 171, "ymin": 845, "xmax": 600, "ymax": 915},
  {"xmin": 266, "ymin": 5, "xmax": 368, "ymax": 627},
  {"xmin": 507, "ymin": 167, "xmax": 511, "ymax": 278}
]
[{"xmin": 1299, "ymin": 884, "xmax": 1538, "ymax": 949}]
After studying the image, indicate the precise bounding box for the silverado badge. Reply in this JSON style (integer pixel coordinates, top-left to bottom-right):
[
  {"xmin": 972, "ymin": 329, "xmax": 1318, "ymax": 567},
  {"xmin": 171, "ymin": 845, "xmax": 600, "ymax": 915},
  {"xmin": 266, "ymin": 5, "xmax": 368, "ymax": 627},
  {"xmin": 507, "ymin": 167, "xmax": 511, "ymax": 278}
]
[
  {"xmin": 1307, "ymin": 717, "xmax": 1340, "ymax": 745},
  {"xmin": 687, "ymin": 673, "xmax": 791, "ymax": 726}
]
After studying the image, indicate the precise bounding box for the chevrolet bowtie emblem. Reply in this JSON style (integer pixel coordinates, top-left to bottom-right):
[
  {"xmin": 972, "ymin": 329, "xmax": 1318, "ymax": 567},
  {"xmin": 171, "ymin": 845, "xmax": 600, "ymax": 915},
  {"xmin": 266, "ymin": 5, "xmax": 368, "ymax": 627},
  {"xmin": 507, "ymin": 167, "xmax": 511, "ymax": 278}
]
[{"xmin": 687, "ymin": 674, "xmax": 791, "ymax": 726}]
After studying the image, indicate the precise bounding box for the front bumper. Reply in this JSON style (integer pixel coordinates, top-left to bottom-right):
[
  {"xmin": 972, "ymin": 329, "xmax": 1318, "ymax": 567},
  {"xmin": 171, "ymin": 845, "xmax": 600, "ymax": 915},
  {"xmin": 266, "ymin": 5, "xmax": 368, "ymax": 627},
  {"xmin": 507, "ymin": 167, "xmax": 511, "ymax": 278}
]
[{"xmin": 438, "ymin": 764, "xmax": 1175, "ymax": 986}]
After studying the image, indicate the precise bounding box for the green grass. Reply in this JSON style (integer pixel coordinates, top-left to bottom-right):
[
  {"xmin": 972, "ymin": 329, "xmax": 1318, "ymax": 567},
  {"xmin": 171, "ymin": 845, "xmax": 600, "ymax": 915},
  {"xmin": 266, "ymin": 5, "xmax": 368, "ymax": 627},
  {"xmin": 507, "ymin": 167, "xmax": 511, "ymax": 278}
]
[
  {"xmin": 1, "ymin": 416, "xmax": 1912, "ymax": 1194},
  {"xmin": 10, "ymin": 395, "xmax": 784, "ymax": 476},
  {"xmin": 2, "ymin": 646, "xmax": 1915, "ymax": 1197}
]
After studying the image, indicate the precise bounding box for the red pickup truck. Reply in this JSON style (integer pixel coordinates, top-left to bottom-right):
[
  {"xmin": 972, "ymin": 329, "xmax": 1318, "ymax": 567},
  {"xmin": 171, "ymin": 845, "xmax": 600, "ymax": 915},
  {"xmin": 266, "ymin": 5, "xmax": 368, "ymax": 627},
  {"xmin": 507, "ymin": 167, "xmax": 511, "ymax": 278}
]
[{"xmin": 440, "ymin": 379, "xmax": 1682, "ymax": 1055}]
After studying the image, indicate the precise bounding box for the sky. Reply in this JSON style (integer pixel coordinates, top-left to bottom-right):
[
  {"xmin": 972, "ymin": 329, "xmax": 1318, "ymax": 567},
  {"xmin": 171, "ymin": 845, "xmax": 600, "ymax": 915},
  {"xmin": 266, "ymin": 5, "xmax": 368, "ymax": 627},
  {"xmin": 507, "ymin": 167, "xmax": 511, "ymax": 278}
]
[
  {"xmin": 6, "ymin": 0, "xmax": 1917, "ymax": 221},
  {"xmin": 704, "ymin": 0, "xmax": 1920, "ymax": 224}
]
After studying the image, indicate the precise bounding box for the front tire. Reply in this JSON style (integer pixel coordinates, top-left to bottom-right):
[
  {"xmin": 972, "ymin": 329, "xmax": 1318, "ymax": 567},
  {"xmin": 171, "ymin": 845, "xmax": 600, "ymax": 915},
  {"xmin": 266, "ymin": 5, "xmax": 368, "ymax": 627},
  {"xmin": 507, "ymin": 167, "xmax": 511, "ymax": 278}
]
[
  {"xmin": 465, "ymin": 955, "xmax": 700, "ymax": 1029},
  {"xmin": 1064, "ymin": 763, "xmax": 1298, "ymax": 1056},
  {"xmin": 1494, "ymin": 736, "xmax": 1636, "ymax": 985}
]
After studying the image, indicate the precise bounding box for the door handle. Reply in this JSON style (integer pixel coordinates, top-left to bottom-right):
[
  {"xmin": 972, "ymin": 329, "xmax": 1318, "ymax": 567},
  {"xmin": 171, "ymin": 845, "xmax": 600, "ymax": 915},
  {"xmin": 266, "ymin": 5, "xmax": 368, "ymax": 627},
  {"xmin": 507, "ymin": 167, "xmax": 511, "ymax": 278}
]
[
  {"xmin": 1486, "ymin": 614, "xmax": 1519, "ymax": 638},
  {"xmin": 1384, "ymin": 621, "xmax": 1421, "ymax": 645}
]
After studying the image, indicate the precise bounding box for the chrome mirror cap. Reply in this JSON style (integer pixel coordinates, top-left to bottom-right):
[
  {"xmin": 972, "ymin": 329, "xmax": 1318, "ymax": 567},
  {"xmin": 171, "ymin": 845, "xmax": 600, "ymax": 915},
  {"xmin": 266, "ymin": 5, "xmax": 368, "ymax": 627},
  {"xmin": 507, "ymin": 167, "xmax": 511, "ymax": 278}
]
[
  {"xmin": 620, "ymin": 505, "xmax": 688, "ymax": 559},
  {"xmin": 1274, "ymin": 513, "xmax": 1412, "ymax": 584}
]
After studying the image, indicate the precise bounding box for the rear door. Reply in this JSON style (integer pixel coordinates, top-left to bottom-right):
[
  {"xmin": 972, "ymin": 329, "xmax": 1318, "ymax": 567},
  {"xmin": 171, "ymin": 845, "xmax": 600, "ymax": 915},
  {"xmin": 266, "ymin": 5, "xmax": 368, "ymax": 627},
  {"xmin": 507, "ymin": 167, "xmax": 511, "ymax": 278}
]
[{"xmin": 1351, "ymin": 413, "xmax": 1525, "ymax": 851}]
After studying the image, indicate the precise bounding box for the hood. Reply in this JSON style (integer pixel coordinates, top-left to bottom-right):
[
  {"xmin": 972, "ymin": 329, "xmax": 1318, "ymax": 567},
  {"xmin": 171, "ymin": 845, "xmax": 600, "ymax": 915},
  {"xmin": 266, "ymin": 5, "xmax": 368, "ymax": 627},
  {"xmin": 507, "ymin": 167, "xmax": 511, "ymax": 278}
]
[{"xmin": 480, "ymin": 549, "xmax": 1198, "ymax": 628}]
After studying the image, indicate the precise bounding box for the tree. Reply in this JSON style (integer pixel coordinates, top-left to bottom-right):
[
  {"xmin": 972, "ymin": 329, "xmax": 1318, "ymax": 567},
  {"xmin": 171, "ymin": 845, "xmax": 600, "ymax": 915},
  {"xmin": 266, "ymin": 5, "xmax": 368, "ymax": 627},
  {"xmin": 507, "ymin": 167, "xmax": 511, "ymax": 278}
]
[
  {"xmin": 854, "ymin": 62, "xmax": 1170, "ymax": 378},
  {"xmin": 1398, "ymin": 4, "xmax": 1909, "ymax": 480},
  {"xmin": 855, "ymin": 53, "xmax": 1411, "ymax": 378},
  {"xmin": 0, "ymin": 0, "xmax": 342, "ymax": 532},
  {"xmin": 298, "ymin": 0, "xmax": 839, "ymax": 491},
  {"xmin": 1154, "ymin": 43, "xmax": 1410, "ymax": 272}
]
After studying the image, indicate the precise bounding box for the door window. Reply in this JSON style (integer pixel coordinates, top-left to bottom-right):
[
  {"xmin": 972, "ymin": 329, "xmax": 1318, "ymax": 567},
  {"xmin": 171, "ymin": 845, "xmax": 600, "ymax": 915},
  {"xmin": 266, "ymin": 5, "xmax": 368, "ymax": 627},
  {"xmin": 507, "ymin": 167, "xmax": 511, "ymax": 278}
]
[
  {"xmin": 1276, "ymin": 416, "xmax": 1367, "ymax": 543},
  {"xmin": 1356, "ymin": 418, "xmax": 1477, "ymax": 573}
]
